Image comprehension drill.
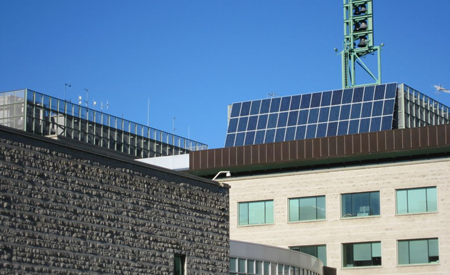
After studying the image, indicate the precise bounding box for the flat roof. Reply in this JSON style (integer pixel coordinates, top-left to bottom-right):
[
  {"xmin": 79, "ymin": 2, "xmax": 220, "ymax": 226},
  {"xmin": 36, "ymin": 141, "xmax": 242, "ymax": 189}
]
[{"xmin": 189, "ymin": 124, "xmax": 450, "ymax": 177}]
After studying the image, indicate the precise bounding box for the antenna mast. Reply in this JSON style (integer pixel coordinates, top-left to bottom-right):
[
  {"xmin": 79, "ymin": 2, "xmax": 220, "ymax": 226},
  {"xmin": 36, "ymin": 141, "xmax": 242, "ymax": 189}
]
[{"xmin": 340, "ymin": 0, "xmax": 383, "ymax": 88}]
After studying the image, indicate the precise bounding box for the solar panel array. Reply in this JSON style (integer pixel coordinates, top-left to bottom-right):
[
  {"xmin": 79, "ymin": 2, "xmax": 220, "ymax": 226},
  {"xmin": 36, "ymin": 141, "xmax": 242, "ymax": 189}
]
[{"xmin": 225, "ymin": 83, "xmax": 397, "ymax": 147}]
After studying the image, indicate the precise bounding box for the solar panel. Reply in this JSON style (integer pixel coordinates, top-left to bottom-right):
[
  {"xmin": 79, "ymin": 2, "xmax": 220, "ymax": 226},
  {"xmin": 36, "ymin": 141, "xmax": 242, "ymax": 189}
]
[{"xmin": 225, "ymin": 83, "xmax": 398, "ymax": 147}]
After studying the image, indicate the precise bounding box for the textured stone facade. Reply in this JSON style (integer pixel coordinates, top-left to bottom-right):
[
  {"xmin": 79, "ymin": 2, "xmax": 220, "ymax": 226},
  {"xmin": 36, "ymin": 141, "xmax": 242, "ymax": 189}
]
[
  {"xmin": 225, "ymin": 158, "xmax": 450, "ymax": 275},
  {"xmin": 0, "ymin": 127, "xmax": 229, "ymax": 274}
]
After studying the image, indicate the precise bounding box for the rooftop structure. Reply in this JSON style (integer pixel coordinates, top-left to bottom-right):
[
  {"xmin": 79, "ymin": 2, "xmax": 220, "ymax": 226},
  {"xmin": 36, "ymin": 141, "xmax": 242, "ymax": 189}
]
[
  {"xmin": 0, "ymin": 89, "xmax": 207, "ymax": 158},
  {"xmin": 225, "ymin": 83, "xmax": 450, "ymax": 148}
]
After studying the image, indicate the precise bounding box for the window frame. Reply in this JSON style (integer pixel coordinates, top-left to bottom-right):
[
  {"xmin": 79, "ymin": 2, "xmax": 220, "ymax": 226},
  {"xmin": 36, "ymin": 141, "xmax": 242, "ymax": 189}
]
[
  {"xmin": 238, "ymin": 200, "xmax": 274, "ymax": 226},
  {"xmin": 397, "ymin": 238, "xmax": 439, "ymax": 266},
  {"xmin": 342, "ymin": 241, "xmax": 382, "ymax": 268},
  {"xmin": 396, "ymin": 186, "xmax": 437, "ymax": 215},
  {"xmin": 341, "ymin": 191, "xmax": 380, "ymax": 218},
  {"xmin": 288, "ymin": 195, "xmax": 326, "ymax": 222}
]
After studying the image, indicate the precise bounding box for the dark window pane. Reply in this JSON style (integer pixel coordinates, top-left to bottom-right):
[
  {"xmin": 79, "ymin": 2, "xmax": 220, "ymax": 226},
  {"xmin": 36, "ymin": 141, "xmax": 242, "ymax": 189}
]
[
  {"xmin": 228, "ymin": 118, "xmax": 238, "ymax": 133},
  {"xmin": 300, "ymin": 94, "xmax": 311, "ymax": 109},
  {"xmin": 353, "ymin": 87, "xmax": 364, "ymax": 102},
  {"xmin": 370, "ymin": 117, "xmax": 381, "ymax": 132},
  {"xmin": 288, "ymin": 111, "xmax": 299, "ymax": 126},
  {"xmin": 327, "ymin": 122, "xmax": 338, "ymax": 136},
  {"xmin": 278, "ymin": 112, "xmax": 289, "ymax": 127},
  {"xmin": 240, "ymin": 101, "xmax": 251, "ymax": 116},
  {"xmin": 330, "ymin": 106, "xmax": 340, "ymax": 121},
  {"xmin": 311, "ymin": 93, "xmax": 322, "ymax": 108},
  {"xmin": 383, "ymin": 100, "xmax": 395, "ymax": 115},
  {"xmin": 342, "ymin": 89, "xmax": 353, "ymax": 104},
  {"xmin": 235, "ymin": 132, "xmax": 245, "ymax": 146},
  {"xmin": 332, "ymin": 90, "xmax": 343, "ymax": 105},
  {"xmin": 270, "ymin": 98, "xmax": 281, "ymax": 113},
  {"xmin": 238, "ymin": 117, "xmax": 248, "ymax": 132},
  {"xmin": 250, "ymin": 100, "xmax": 261, "ymax": 115},
  {"xmin": 245, "ymin": 131, "xmax": 255, "ymax": 145},
  {"xmin": 280, "ymin": 97, "xmax": 291, "ymax": 111},
  {"xmin": 308, "ymin": 108, "xmax": 319, "ymax": 124},
  {"xmin": 348, "ymin": 120, "xmax": 360, "ymax": 134},
  {"xmin": 317, "ymin": 123, "xmax": 327, "ymax": 138},
  {"xmin": 319, "ymin": 107, "xmax": 330, "ymax": 122},
  {"xmin": 306, "ymin": 125, "xmax": 317, "ymax": 139},
  {"xmin": 255, "ymin": 131, "xmax": 265, "ymax": 144},
  {"xmin": 298, "ymin": 110, "xmax": 309, "ymax": 125},
  {"xmin": 268, "ymin": 114, "xmax": 278, "ymax": 128},
  {"xmin": 231, "ymin": 103, "xmax": 241, "ymax": 117},
  {"xmin": 340, "ymin": 105, "xmax": 351, "ymax": 120},
  {"xmin": 260, "ymin": 99, "xmax": 271, "ymax": 114},
  {"xmin": 265, "ymin": 129, "xmax": 275, "ymax": 143},
  {"xmin": 360, "ymin": 118, "xmax": 370, "ymax": 133},
  {"xmin": 275, "ymin": 128, "xmax": 286, "ymax": 142},
  {"xmin": 372, "ymin": 101, "xmax": 383, "ymax": 116},
  {"xmin": 257, "ymin": 115, "xmax": 268, "ymax": 129},
  {"xmin": 225, "ymin": 134, "xmax": 235, "ymax": 147},
  {"xmin": 286, "ymin": 127, "xmax": 296, "ymax": 141},
  {"xmin": 374, "ymin": 85, "xmax": 386, "ymax": 100},
  {"xmin": 361, "ymin": 102, "xmax": 373, "ymax": 118},
  {"xmin": 247, "ymin": 116, "xmax": 258, "ymax": 130},
  {"xmin": 290, "ymin": 95, "xmax": 301, "ymax": 110},
  {"xmin": 363, "ymin": 86, "xmax": 375, "ymax": 101},
  {"xmin": 321, "ymin": 91, "xmax": 332, "ymax": 106},
  {"xmin": 385, "ymin": 83, "xmax": 397, "ymax": 99},
  {"xmin": 338, "ymin": 121, "xmax": 349, "ymax": 135},
  {"xmin": 296, "ymin": 125, "xmax": 306, "ymax": 140},
  {"xmin": 381, "ymin": 116, "xmax": 393, "ymax": 130},
  {"xmin": 351, "ymin": 103, "xmax": 362, "ymax": 119}
]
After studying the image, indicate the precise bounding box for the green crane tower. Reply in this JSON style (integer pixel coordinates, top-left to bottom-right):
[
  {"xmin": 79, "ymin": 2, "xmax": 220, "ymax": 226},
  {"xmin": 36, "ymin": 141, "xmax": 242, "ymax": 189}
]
[{"xmin": 340, "ymin": 0, "xmax": 383, "ymax": 88}]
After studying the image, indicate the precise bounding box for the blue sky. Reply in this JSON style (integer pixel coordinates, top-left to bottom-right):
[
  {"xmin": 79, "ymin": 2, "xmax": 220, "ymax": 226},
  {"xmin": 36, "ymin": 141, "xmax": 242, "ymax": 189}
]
[{"xmin": 1, "ymin": 0, "xmax": 449, "ymax": 149}]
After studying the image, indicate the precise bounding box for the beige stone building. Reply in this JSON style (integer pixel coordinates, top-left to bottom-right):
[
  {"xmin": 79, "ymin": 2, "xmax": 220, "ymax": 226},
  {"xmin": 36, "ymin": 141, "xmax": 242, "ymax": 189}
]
[{"xmin": 189, "ymin": 124, "xmax": 450, "ymax": 275}]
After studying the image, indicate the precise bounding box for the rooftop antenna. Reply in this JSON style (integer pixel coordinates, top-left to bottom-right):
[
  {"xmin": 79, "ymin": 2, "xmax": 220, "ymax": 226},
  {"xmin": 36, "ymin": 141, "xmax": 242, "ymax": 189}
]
[
  {"xmin": 338, "ymin": 0, "xmax": 384, "ymax": 88},
  {"xmin": 147, "ymin": 98, "xmax": 150, "ymax": 127},
  {"xmin": 173, "ymin": 117, "xmax": 176, "ymax": 134},
  {"xmin": 268, "ymin": 93, "xmax": 278, "ymax": 98},
  {"xmin": 64, "ymin": 83, "xmax": 71, "ymax": 100}
]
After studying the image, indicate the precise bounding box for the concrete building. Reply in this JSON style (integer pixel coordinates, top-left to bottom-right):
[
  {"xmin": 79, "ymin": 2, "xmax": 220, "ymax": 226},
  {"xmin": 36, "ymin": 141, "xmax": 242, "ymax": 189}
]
[
  {"xmin": 189, "ymin": 124, "xmax": 450, "ymax": 275},
  {"xmin": 0, "ymin": 124, "xmax": 229, "ymax": 274}
]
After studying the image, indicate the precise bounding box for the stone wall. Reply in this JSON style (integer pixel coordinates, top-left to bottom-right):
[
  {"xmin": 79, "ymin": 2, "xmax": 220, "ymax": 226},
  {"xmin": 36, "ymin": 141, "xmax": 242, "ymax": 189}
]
[{"xmin": 0, "ymin": 126, "xmax": 230, "ymax": 274}]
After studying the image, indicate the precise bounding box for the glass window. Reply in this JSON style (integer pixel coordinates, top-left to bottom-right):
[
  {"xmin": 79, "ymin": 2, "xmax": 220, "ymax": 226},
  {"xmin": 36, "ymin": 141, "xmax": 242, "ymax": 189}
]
[
  {"xmin": 318, "ymin": 107, "xmax": 330, "ymax": 122},
  {"xmin": 228, "ymin": 118, "xmax": 238, "ymax": 133},
  {"xmin": 288, "ymin": 111, "xmax": 299, "ymax": 126},
  {"xmin": 270, "ymin": 98, "xmax": 281, "ymax": 113},
  {"xmin": 363, "ymin": 86, "xmax": 374, "ymax": 101},
  {"xmin": 308, "ymin": 108, "xmax": 319, "ymax": 124},
  {"xmin": 332, "ymin": 90, "xmax": 343, "ymax": 105},
  {"xmin": 289, "ymin": 196, "xmax": 326, "ymax": 222},
  {"xmin": 296, "ymin": 125, "xmax": 306, "ymax": 140},
  {"xmin": 342, "ymin": 89, "xmax": 353, "ymax": 104},
  {"xmin": 298, "ymin": 110, "xmax": 309, "ymax": 125},
  {"xmin": 239, "ymin": 259, "xmax": 246, "ymax": 273},
  {"xmin": 174, "ymin": 254, "xmax": 186, "ymax": 275},
  {"xmin": 342, "ymin": 191, "xmax": 380, "ymax": 218},
  {"xmin": 265, "ymin": 129, "xmax": 275, "ymax": 143},
  {"xmin": 291, "ymin": 245, "xmax": 327, "ymax": 266},
  {"xmin": 238, "ymin": 117, "xmax": 249, "ymax": 132},
  {"xmin": 396, "ymin": 187, "xmax": 437, "ymax": 214},
  {"xmin": 241, "ymin": 101, "xmax": 251, "ymax": 116},
  {"xmin": 343, "ymin": 242, "xmax": 381, "ymax": 267},
  {"xmin": 260, "ymin": 99, "xmax": 271, "ymax": 114},
  {"xmin": 239, "ymin": 200, "xmax": 274, "ymax": 226},
  {"xmin": 306, "ymin": 124, "xmax": 317, "ymax": 139},
  {"xmin": 353, "ymin": 87, "xmax": 364, "ymax": 102},
  {"xmin": 280, "ymin": 97, "xmax": 291, "ymax": 111},
  {"xmin": 277, "ymin": 112, "xmax": 288, "ymax": 127},
  {"xmin": 230, "ymin": 258, "xmax": 237, "ymax": 272},
  {"xmin": 321, "ymin": 91, "xmax": 332, "ymax": 106},
  {"xmin": 301, "ymin": 94, "xmax": 311, "ymax": 109},
  {"xmin": 374, "ymin": 85, "xmax": 386, "ymax": 100},
  {"xmin": 311, "ymin": 93, "xmax": 322, "ymax": 108},
  {"xmin": 247, "ymin": 116, "xmax": 258, "ymax": 131},
  {"xmin": 398, "ymin": 238, "xmax": 439, "ymax": 265},
  {"xmin": 290, "ymin": 95, "xmax": 301, "ymax": 110},
  {"xmin": 250, "ymin": 100, "xmax": 261, "ymax": 115},
  {"xmin": 245, "ymin": 131, "xmax": 256, "ymax": 145},
  {"xmin": 257, "ymin": 115, "xmax": 268, "ymax": 129},
  {"xmin": 231, "ymin": 103, "xmax": 241, "ymax": 118},
  {"xmin": 286, "ymin": 127, "xmax": 296, "ymax": 141},
  {"xmin": 248, "ymin": 260, "xmax": 255, "ymax": 274}
]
